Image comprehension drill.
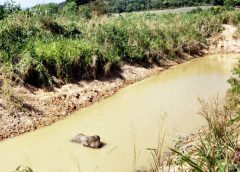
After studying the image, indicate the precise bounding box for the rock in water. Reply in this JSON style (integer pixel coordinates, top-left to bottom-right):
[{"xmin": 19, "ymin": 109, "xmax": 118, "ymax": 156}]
[{"xmin": 71, "ymin": 133, "xmax": 101, "ymax": 149}]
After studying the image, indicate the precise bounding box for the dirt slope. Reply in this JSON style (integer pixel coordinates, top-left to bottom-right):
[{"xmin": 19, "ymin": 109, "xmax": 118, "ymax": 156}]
[{"xmin": 208, "ymin": 24, "xmax": 240, "ymax": 54}]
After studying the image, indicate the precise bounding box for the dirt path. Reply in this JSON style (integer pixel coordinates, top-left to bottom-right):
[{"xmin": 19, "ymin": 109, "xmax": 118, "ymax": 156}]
[
  {"xmin": 0, "ymin": 25, "xmax": 239, "ymax": 141},
  {"xmin": 208, "ymin": 24, "xmax": 240, "ymax": 54}
]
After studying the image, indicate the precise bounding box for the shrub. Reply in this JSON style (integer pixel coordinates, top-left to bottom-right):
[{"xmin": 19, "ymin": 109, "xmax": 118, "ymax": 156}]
[
  {"xmin": 78, "ymin": 5, "xmax": 92, "ymax": 19},
  {"xmin": 33, "ymin": 39, "xmax": 95, "ymax": 81},
  {"xmin": 2, "ymin": 0, "xmax": 21, "ymax": 17},
  {"xmin": 0, "ymin": 23, "xmax": 28, "ymax": 61},
  {"xmin": 31, "ymin": 3, "xmax": 59, "ymax": 16}
]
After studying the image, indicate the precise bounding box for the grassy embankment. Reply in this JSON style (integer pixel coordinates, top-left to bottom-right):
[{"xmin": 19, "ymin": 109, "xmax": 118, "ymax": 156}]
[{"xmin": 0, "ymin": 7, "xmax": 239, "ymax": 88}]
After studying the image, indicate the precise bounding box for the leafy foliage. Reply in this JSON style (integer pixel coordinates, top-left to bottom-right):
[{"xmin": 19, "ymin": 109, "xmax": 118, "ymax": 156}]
[{"xmin": 0, "ymin": 0, "xmax": 21, "ymax": 20}]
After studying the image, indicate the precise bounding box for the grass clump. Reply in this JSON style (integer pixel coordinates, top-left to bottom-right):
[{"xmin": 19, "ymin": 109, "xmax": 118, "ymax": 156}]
[
  {"xmin": 228, "ymin": 61, "xmax": 240, "ymax": 94},
  {"xmin": 170, "ymin": 98, "xmax": 240, "ymax": 172}
]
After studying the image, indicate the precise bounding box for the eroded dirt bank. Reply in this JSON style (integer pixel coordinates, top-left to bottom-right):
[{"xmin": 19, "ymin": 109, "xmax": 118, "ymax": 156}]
[
  {"xmin": 208, "ymin": 24, "xmax": 240, "ymax": 54},
  {"xmin": 0, "ymin": 25, "xmax": 239, "ymax": 141},
  {"xmin": 0, "ymin": 61, "xmax": 178, "ymax": 140}
]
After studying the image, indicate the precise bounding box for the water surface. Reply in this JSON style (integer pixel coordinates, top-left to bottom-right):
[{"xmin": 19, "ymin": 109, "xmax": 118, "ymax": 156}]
[{"xmin": 0, "ymin": 54, "xmax": 238, "ymax": 172}]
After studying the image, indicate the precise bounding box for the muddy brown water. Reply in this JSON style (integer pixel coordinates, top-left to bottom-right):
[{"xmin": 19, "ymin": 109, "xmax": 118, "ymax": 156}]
[{"xmin": 0, "ymin": 54, "xmax": 239, "ymax": 172}]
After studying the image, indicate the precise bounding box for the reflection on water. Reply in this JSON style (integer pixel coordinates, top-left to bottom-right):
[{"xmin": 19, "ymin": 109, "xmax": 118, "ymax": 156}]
[{"xmin": 0, "ymin": 54, "xmax": 239, "ymax": 172}]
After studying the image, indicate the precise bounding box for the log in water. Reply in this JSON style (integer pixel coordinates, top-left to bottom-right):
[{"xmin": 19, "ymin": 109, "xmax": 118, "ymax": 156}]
[{"xmin": 0, "ymin": 54, "xmax": 239, "ymax": 172}]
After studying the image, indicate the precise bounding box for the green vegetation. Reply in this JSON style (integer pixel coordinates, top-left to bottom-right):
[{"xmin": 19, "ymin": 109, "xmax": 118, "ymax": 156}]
[
  {"xmin": 228, "ymin": 60, "xmax": 240, "ymax": 114},
  {"xmin": 225, "ymin": 0, "xmax": 240, "ymax": 6},
  {"xmin": 0, "ymin": 0, "xmax": 21, "ymax": 19},
  {"xmin": 64, "ymin": 0, "xmax": 237, "ymax": 14},
  {"xmin": 1, "ymin": 0, "xmax": 239, "ymax": 21},
  {"xmin": 108, "ymin": 0, "xmax": 211, "ymax": 13},
  {"xmin": 0, "ymin": 4, "xmax": 239, "ymax": 87},
  {"xmin": 229, "ymin": 61, "xmax": 240, "ymax": 94}
]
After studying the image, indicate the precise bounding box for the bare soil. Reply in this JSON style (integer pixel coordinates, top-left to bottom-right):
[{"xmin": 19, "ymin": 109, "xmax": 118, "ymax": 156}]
[{"xmin": 208, "ymin": 24, "xmax": 240, "ymax": 54}]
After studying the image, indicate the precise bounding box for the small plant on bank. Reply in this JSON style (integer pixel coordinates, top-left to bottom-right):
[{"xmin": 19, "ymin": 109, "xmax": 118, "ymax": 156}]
[
  {"xmin": 228, "ymin": 60, "xmax": 240, "ymax": 115},
  {"xmin": 148, "ymin": 133, "xmax": 173, "ymax": 172},
  {"xmin": 229, "ymin": 61, "xmax": 240, "ymax": 94}
]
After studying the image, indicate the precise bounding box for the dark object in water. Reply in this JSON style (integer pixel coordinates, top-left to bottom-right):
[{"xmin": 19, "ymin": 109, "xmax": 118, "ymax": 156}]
[{"xmin": 71, "ymin": 133, "xmax": 101, "ymax": 149}]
